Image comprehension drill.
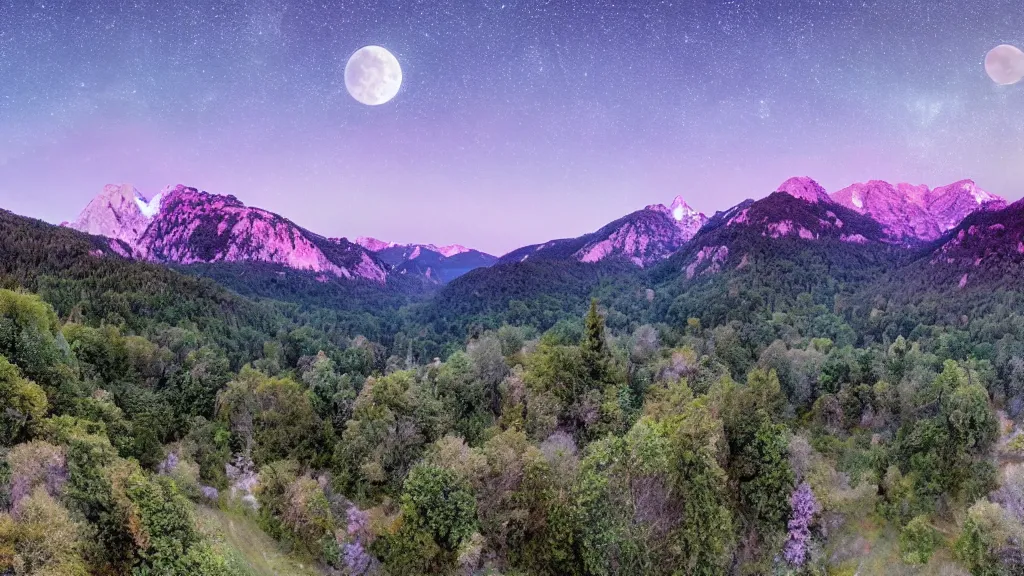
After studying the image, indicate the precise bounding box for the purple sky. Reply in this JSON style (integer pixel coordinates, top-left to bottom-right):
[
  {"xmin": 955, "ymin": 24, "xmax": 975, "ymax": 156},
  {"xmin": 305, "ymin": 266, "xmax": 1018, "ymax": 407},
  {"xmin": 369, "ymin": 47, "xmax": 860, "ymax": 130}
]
[{"xmin": 1, "ymin": 0, "xmax": 1022, "ymax": 256}]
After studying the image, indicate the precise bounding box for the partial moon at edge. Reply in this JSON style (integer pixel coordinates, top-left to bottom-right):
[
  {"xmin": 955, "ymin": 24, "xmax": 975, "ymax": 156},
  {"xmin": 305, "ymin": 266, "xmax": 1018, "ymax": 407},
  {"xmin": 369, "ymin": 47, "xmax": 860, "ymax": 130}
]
[
  {"xmin": 984, "ymin": 44, "xmax": 1024, "ymax": 86},
  {"xmin": 345, "ymin": 46, "xmax": 403, "ymax": 106}
]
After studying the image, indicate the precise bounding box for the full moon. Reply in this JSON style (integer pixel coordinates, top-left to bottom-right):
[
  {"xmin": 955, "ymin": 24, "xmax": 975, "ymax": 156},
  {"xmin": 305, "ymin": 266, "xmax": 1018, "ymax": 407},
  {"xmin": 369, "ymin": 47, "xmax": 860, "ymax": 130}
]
[
  {"xmin": 984, "ymin": 44, "xmax": 1024, "ymax": 86},
  {"xmin": 345, "ymin": 46, "xmax": 403, "ymax": 106}
]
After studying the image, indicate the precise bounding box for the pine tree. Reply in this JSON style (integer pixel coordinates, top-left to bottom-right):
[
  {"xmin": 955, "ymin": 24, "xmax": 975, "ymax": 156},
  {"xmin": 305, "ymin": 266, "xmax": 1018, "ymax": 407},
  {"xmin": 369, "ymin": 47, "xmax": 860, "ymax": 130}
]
[{"xmin": 582, "ymin": 298, "xmax": 609, "ymax": 385}]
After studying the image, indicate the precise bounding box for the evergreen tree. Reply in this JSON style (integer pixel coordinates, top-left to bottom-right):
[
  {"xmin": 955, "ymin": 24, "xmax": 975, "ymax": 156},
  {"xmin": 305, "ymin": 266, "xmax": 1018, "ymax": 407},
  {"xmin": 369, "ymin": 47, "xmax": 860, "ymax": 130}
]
[{"xmin": 582, "ymin": 299, "xmax": 609, "ymax": 384}]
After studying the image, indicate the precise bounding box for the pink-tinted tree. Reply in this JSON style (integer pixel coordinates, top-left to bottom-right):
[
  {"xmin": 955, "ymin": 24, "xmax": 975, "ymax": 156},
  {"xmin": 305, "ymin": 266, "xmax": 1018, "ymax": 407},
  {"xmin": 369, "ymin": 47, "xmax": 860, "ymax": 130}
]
[{"xmin": 783, "ymin": 482, "xmax": 819, "ymax": 566}]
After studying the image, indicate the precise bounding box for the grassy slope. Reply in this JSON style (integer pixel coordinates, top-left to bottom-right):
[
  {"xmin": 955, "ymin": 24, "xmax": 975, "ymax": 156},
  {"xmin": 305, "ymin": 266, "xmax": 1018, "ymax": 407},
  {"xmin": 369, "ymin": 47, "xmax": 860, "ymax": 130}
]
[
  {"xmin": 195, "ymin": 506, "xmax": 324, "ymax": 576},
  {"xmin": 824, "ymin": 515, "xmax": 967, "ymax": 575}
]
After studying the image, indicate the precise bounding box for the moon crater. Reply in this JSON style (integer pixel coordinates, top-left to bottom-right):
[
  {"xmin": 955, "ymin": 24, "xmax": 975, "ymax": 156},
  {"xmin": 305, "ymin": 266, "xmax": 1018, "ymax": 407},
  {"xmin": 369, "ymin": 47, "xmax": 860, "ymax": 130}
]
[{"xmin": 345, "ymin": 46, "xmax": 403, "ymax": 105}]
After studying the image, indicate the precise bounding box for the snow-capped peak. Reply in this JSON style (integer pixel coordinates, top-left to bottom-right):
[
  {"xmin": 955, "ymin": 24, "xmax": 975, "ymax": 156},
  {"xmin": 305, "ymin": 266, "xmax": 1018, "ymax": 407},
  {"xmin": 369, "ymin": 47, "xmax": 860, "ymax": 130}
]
[
  {"xmin": 830, "ymin": 178, "xmax": 1007, "ymax": 242},
  {"xmin": 134, "ymin": 190, "xmax": 163, "ymax": 218},
  {"xmin": 962, "ymin": 181, "xmax": 995, "ymax": 205},
  {"xmin": 66, "ymin": 183, "xmax": 156, "ymax": 245},
  {"xmin": 669, "ymin": 196, "xmax": 699, "ymax": 222}
]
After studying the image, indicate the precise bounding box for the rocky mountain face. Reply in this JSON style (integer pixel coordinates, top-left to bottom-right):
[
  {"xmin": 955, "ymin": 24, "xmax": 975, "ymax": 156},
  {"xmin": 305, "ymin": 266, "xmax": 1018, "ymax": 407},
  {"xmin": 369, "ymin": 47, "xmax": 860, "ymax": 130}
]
[
  {"xmin": 355, "ymin": 237, "xmax": 498, "ymax": 283},
  {"xmin": 775, "ymin": 176, "xmax": 832, "ymax": 204},
  {"xmin": 501, "ymin": 196, "xmax": 708, "ymax": 267},
  {"xmin": 64, "ymin": 176, "xmax": 1007, "ymax": 289},
  {"xmin": 672, "ymin": 177, "xmax": 889, "ymax": 280},
  {"xmin": 831, "ymin": 179, "xmax": 1006, "ymax": 242},
  {"xmin": 65, "ymin": 184, "xmax": 163, "ymax": 245},
  {"xmin": 67, "ymin": 184, "xmax": 388, "ymax": 283},
  {"xmin": 355, "ymin": 237, "xmax": 474, "ymax": 258},
  {"xmin": 722, "ymin": 177, "xmax": 886, "ymax": 243}
]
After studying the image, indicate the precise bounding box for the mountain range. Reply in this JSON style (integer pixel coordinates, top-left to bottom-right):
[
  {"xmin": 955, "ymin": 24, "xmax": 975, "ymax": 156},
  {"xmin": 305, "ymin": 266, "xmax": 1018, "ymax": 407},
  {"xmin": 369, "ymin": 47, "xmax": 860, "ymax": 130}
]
[
  {"xmin": 62, "ymin": 176, "xmax": 1010, "ymax": 293},
  {"xmin": 9, "ymin": 174, "xmax": 1024, "ymax": 576},
  {"xmin": 68, "ymin": 184, "xmax": 389, "ymax": 283},
  {"xmin": 500, "ymin": 196, "xmax": 708, "ymax": 267},
  {"xmin": 355, "ymin": 238, "xmax": 499, "ymax": 284}
]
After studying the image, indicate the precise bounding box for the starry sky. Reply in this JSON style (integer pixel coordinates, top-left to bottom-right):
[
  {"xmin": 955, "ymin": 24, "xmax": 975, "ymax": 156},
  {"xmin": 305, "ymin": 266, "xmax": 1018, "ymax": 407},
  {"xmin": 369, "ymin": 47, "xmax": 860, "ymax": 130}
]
[{"xmin": 0, "ymin": 0, "xmax": 1022, "ymax": 255}]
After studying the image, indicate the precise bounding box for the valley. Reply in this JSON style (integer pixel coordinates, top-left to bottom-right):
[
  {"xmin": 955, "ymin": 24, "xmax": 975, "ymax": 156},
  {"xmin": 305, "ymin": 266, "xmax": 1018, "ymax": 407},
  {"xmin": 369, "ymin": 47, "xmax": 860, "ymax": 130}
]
[{"xmin": 3, "ymin": 175, "xmax": 1024, "ymax": 575}]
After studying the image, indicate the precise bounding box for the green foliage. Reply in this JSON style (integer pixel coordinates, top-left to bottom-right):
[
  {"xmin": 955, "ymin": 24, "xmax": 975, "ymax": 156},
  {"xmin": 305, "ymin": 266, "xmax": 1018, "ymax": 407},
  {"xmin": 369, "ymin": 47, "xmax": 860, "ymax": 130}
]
[
  {"xmin": 737, "ymin": 418, "xmax": 794, "ymax": 535},
  {"xmin": 298, "ymin": 351, "xmax": 358, "ymax": 434},
  {"xmin": 900, "ymin": 515, "xmax": 938, "ymax": 565},
  {"xmin": 373, "ymin": 520, "xmax": 442, "ymax": 576},
  {"xmin": 943, "ymin": 381, "xmax": 998, "ymax": 455},
  {"xmin": 582, "ymin": 299, "xmax": 610, "ymax": 382},
  {"xmin": 1007, "ymin": 434, "xmax": 1024, "ymax": 454},
  {"xmin": 522, "ymin": 305, "xmax": 627, "ymax": 442},
  {"xmin": 280, "ymin": 474, "xmax": 336, "ymax": 557},
  {"xmin": 118, "ymin": 466, "xmax": 238, "ymax": 575},
  {"xmin": 216, "ymin": 367, "xmax": 325, "ymax": 467},
  {"xmin": 5, "ymin": 205, "xmax": 1024, "ymax": 575},
  {"xmin": 0, "ymin": 487, "xmax": 89, "ymax": 575},
  {"xmin": 954, "ymin": 500, "xmax": 1020, "ymax": 576},
  {"xmin": 377, "ymin": 464, "xmax": 479, "ymax": 575},
  {"xmin": 0, "ymin": 354, "xmax": 47, "ymax": 445},
  {"xmin": 167, "ymin": 347, "xmax": 233, "ymax": 436},
  {"xmin": 525, "ymin": 343, "xmax": 590, "ymax": 408},
  {"xmin": 0, "ymin": 290, "xmax": 78, "ymax": 411},
  {"xmin": 893, "ymin": 361, "xmax": 1000, "ymax": 508},
  {"xmin": 336, "ymin": 370, "xmax": 448, "ymax": 498},
  {"xmin": 720, "ymin": 369, "xmax": 793, "ymax": 536},
  {"xmin": 667, "ymin": 402, "xmax": 735, "ymax": 575},
  {"xmin": 433, "ymin": 351, "xmax": 492, "ymax": 445},
  {"xmin": 184, "ymin": 417, "xmax": 232, "ymax": 489},
  {"xmin": 401, "ymin": 464, "xmax": 478, "ymax": 552},
  {"xmin": 22, "ymin": 413, "xmax": 240, "ymax": 575}
]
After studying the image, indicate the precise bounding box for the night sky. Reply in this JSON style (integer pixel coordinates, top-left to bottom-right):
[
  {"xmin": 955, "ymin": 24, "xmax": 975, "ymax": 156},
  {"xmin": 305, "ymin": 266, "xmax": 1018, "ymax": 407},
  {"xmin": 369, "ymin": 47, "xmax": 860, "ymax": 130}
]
[{"xmin": 0, "ymin": 0, "xmax": 1022, "ymax": 255}]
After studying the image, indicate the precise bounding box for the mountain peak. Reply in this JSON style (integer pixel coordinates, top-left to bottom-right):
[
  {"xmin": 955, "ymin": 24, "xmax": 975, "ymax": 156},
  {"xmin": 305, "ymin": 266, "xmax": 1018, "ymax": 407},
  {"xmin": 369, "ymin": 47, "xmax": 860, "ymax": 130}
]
[
  {"xmin": 66, "ymin": 183, "xmax": 158, "ymax": 244},
  {"xmin": 436, "ymin": 244, "xmax": 470, "ymax": 257},
  {"xmin": 668, "ymin": 196, "xmax": 701, "ymax": 222},
  {"xmin": 355, "ymin": 237, "xmax": 397, "ymax": 252},
  {"xmin": 356, "ymin": 238, "xmax": 472, "ymax": 259},
  {"xmin": 831, "ymin": 178, "xmax": 1006, "ymax": 242},
  {"xmin": 134, "ymin": 188, "xmax": 163, "ymax": 218},
  {"xmin": 505, "ymin": 196, "xmax": 709, "ymax": 268},
  {"xmin": 931, "ymin": 179, "xmax": 1000, "ymax": 206},
  {"xmin": 774, "ymin": 177, "xmax": 831, "ymax": 204},
  {"xmin": 67, "ymin": 185, "xmax": 390, "ymax": 283}
]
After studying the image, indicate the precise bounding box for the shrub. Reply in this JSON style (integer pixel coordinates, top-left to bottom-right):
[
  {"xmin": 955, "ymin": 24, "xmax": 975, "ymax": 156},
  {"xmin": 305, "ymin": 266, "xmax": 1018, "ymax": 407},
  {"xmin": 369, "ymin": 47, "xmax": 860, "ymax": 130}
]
[{"xmin": 899, "ymin": 515, "xmax": 937, "ymax": 565}]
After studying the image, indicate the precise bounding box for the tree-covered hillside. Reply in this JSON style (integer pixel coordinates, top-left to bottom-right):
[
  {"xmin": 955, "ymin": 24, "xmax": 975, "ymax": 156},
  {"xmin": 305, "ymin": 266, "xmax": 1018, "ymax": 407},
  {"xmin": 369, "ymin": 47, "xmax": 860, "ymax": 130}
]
[{"xmin": 6, "ymin": 203, "xmax": 1024, "ymax": 574}]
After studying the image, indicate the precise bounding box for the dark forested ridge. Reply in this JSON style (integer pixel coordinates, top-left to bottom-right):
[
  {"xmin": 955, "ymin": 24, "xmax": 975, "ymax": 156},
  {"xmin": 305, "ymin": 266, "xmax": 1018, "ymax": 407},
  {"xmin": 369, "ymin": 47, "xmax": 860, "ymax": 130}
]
[{"xmin": 5, "ymin": 200, "xmax": 1024, "ymax": 575}]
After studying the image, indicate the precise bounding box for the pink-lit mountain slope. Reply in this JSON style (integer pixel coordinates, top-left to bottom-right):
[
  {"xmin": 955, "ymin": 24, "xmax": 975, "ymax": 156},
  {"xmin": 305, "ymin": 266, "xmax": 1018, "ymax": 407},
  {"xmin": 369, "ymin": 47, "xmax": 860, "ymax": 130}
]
[
  {"xmin": 66, "ymin": 184, "xmax": 388, "ymax": 283},
  {"xmin": 500, "ymin": 196, "xmax": 709, "ymax": 267},
  {"xmin": 831, "ymin": 179, "xmax": 1006, "ymax": 242}
]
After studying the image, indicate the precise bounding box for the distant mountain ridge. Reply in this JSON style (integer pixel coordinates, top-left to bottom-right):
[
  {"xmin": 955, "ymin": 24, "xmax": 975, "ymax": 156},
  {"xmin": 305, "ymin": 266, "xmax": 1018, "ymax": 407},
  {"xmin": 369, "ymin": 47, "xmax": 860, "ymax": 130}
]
[
  {"xmin": 355, "ymin": 237, "xmax": 474, "ymax": 258},
  {"xmin": 830, "ymin": 178, "xmax": 1006, "ymax": 242},
  {"xmin": 355, "ymin": 237, "xmax": 498, "ymax": 284},
  {"xmin": 63, "ymin": 176, "xmax": 1006, "ymax": 289},
  {"xmin": 65, "ymin": 184, "xmax": 503, "ymax": 285},
  {"xmin": 667, "ymin": 178, "xmax": 891, "ymax": 282},
  {"xmin": 501, "ymin": 195, "xmax": 708, "ymax": 267}
]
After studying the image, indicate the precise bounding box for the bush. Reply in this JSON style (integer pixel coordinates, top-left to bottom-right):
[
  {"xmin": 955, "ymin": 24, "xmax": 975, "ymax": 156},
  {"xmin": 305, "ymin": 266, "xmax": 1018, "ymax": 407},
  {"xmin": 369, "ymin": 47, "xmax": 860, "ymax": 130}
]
[
  {"xmin": 0, "ymin": 355, "xmax": 48, "ymax": 446},
  {"xmin": 955, "ymin": 500, "xmax": 1020, "ymax": 576},
  {"xmin": 401, "ymin": 464, "xmax": 478, "ymax": 552},
  {"xmin": 899, "ymin": 515, "xmax": 937, "ymax": 565}
]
